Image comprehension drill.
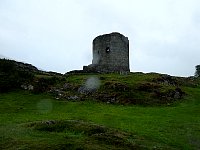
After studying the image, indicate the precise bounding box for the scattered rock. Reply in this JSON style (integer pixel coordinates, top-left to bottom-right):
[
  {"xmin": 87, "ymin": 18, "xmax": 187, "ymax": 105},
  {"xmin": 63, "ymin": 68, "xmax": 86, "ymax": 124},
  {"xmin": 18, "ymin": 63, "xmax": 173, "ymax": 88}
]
[
  {"xmin": 21, "ymin": 84, "xmax": 34, "ymax": 90},
  {"xmin": 78, "ymin": 77, "xmax": 100, "ymax": 94},
  {"xmin": 137, "ymin": 82, "xmax": 161, "ymax": 92},
  {"xmin": 43, "ymin": 120, "xmax": 56, "ymax": 125},
  {"xmin": 153, "ymin": 87, "xmax": 185, "ymax": 102},
  {"xmin": 104, "ymin": 82, "xmax": 129, "ymax": 91},
  {"xmin": 67, "ymin": 95, "xmax": 79, "ymax": 100},
  {"xmin": 153, "ymin": 75, "xmax": 178, "ymax": 86},
  {"xmin": 78, "ymin": 86, "xmax": 92, "ymax": 94},
  {"xmin": 174, "ymin": 87, "xmax": 185, "ymax": 99},
  {"xmin": 106, "ymin": 97, "xmax": 117, "ymax": 104},
  {"xmin": 174, "ymin": 92, "xmax": 181, "ymax": 99},
  {"xmin": 95, "ymin": 93, "xmax": 118, "ymax": 104},
  {"xmin": 63, "ymin": 83, "xmax": 75, "ymax": 90}
]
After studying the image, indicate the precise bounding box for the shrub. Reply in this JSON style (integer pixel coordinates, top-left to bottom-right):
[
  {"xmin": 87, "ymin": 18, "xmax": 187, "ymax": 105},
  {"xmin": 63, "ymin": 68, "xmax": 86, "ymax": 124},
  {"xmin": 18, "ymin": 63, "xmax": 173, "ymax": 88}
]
[{"xmin": 0, "ymin": 59, "xmax": 34, "ymax": 92}]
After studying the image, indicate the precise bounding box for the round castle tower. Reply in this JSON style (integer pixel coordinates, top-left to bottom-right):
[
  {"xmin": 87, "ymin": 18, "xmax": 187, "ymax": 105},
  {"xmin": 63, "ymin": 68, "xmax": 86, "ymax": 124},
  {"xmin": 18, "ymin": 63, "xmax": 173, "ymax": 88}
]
[{"xmin": 84, "ymin": 32, "xmax": 130, "ymax": 73}]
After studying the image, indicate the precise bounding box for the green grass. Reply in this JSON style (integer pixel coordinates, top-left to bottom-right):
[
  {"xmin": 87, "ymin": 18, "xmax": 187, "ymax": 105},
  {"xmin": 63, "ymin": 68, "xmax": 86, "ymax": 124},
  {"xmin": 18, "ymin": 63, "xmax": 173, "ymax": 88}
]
[
  {"xmin": 1, "ymin": 72, "xmax": 200, "ymax": 149},
  {"xmin": 35, "ymin": 74, "xmax": 53, "ymax": 79},
  {"xmin": 60, "ymin": 73, "xmax": 192, "ymax": 105},
  {"xmin": 1, "ymin": 59, "xmax": 200, "ymax": 149},
  {"xmin": 1, "ymin": 84, "xmax": 200, "ymax": 149}
]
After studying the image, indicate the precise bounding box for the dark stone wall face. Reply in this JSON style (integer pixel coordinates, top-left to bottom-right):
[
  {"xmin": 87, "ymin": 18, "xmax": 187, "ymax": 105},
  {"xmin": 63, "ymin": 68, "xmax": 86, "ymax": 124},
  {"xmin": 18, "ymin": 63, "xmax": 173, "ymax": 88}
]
[{"xmin": 84, "ymin": 32, "xmax": 130, "ymax": 73}]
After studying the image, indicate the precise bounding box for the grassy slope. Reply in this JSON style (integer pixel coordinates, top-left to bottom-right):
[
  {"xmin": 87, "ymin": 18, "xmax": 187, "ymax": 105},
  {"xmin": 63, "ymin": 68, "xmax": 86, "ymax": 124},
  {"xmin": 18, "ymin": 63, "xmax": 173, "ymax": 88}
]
[
  {"xmin": 0, "ymin": 73, "xmax": 200, "ymax": 149},
  {"xmin": 60, "ymin": 73, "xmax": 185, "ymax": 105}
]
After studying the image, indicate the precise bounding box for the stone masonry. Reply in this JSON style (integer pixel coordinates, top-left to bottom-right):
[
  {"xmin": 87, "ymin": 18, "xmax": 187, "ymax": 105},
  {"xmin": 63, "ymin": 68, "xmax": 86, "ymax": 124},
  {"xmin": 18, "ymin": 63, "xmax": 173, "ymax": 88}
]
[{"xmin": 83, "ymin": 32, "xmax": 130, "ymax": 73}]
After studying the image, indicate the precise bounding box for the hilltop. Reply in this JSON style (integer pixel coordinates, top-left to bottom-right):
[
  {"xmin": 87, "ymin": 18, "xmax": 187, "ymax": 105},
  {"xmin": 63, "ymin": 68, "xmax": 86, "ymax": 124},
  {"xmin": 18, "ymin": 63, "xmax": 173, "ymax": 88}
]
[
  {"xmin": 0, "ymin": 58, "xmax": 61, "ymax": 93},
  {"xmin": 0, "ymin": 58, "xmax": 199, "ymax": 106}
]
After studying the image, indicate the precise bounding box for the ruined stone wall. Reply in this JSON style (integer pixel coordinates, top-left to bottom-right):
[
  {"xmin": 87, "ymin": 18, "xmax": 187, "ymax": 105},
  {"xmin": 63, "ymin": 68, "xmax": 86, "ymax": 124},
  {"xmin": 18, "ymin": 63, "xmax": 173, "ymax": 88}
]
[{"xmin": 84, "ymin": 32, "xmax": 130, "ymax": 73}]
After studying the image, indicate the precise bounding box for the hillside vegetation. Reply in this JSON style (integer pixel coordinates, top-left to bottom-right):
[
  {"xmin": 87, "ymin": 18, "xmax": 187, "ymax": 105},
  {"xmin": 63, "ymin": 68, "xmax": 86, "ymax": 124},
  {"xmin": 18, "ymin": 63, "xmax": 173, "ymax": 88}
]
[
  {"xmin": 1, "ymin": 58, "xmax": 199, "ymax": 106},
  {"xmin": 1, "ymin": 59, "xmax": 200, "ymax": 149}
]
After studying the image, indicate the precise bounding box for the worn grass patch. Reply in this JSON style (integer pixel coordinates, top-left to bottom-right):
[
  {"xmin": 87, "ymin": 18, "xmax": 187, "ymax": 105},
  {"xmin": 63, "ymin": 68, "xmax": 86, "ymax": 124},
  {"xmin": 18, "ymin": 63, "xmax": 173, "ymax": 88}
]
[
  {"xmin": 22, "ymin": 119, "xmax": 174, "ymax": 149},
  {"xmin": 24, "ymin": 120, "xmax": 141, "ymax": 149}
]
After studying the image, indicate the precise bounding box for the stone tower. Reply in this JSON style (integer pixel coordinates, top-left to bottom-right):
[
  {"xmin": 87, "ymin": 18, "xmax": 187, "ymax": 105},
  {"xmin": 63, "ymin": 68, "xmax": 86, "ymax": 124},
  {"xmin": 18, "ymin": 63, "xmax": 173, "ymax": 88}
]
[{"xmin": 83, "ymin": 32, "xmax": 130, "ymax": 73}]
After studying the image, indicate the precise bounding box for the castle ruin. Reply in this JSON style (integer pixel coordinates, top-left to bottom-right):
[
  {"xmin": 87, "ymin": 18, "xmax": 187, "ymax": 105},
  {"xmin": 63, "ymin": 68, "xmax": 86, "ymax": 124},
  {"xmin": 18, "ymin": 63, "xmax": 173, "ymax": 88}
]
[{"xmin": 83, "ymin": 32, "xmax": 130, "ymax": 73}]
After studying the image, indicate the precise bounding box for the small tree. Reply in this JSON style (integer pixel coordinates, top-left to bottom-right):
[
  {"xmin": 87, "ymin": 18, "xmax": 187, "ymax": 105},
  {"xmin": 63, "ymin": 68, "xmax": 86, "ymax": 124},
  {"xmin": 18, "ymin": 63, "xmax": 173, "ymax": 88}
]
[{"xmin": 195, "ymin": 65, "xmax": 200, "ymax": 77}]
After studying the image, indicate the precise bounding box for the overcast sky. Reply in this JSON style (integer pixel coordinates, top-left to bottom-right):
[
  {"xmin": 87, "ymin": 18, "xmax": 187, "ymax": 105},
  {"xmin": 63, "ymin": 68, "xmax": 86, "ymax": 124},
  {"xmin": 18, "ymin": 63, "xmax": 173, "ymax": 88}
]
[{"xmin": 0, "ymin": 0, "xmax": 200, "ymax": 77}]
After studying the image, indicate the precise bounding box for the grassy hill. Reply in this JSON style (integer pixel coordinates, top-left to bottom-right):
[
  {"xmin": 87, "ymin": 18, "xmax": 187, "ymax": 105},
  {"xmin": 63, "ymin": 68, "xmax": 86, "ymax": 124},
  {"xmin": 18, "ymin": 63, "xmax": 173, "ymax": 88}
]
[{"xmin": 1, "ymin": 59, "xmax": 200, "ymax": 149}]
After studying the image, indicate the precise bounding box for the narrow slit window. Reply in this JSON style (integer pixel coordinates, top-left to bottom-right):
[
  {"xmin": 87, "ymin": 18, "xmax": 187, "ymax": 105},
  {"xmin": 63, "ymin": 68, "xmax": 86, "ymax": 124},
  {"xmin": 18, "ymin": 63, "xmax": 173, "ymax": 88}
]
[{"xmin": 106, "ymin": 47, "xmax": 110, "ymax": 53}]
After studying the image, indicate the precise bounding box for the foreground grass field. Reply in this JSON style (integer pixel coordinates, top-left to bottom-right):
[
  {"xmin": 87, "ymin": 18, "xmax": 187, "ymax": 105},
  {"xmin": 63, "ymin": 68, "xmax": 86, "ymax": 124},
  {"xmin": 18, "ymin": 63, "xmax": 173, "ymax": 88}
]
[{"xmin": 1, "ymin": 84, "xmax": 200, "ymax": 149}]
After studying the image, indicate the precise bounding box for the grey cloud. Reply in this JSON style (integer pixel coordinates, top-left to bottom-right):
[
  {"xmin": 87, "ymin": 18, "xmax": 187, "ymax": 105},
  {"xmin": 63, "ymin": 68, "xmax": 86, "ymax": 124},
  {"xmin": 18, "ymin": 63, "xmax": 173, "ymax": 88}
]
[{"xmin": 0, "ymin": 0, "xmax": 200, "ymax": 76}]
